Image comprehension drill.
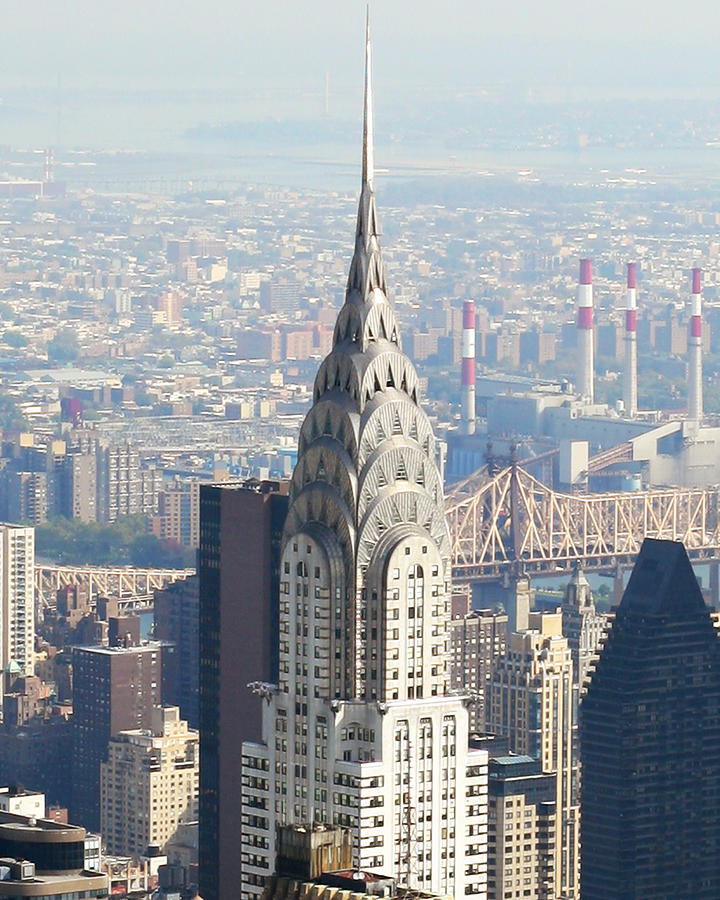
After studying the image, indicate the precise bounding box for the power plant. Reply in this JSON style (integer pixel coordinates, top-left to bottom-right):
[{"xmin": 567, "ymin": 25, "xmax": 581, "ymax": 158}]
[{"xmin": 451, "ymin": 257, "xmax": 720, "ymax": 491}]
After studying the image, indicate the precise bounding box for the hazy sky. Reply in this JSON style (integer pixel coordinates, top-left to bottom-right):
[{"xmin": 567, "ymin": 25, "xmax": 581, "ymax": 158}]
[{"xmin": 3, "ymin": 0, "xmax": 720, "ymax": 94}]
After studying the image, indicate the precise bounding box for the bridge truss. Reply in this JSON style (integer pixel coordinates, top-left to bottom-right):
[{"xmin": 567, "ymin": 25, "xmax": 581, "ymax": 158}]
[
  {"xmin": 35, "ymin": 564, "xmax": 195, "ymax": 612},
  {"xmin": 446, "ymin": 464, "xmax": 720, "ymax": 581}
]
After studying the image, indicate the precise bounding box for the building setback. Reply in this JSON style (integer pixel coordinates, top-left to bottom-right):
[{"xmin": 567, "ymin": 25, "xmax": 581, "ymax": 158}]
[
  {"xmin": 198, "ymin": 480, "xmax": 288, "ymax": 900},
  {"xmin": 101, "ymin": 705, "xmax": 199, "ymax": 857},
  {"xmin": 486, "ymin": 612, "xmax": 579, "ymax": 899},
  {"xmin": 581, "ymin": 538, "xmax": 720, "ymax": 899},
  {"xmin": 71, "ymin": 639, "xmax": 167, "ymax": 831}
]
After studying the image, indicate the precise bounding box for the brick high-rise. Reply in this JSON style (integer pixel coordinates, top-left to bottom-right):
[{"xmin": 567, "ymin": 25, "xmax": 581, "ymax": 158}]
[
  {"xmin": 198, "ymin": 480, "xmax": 288, "ymax": 900},
  {"xmin": 71, "ymin": 638, "xmax": 166, "ymax": 831}
]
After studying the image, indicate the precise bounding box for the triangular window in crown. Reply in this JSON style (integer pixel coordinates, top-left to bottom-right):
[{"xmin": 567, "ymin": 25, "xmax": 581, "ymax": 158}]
[
  {"xmin": 409, "ymin": 418, "xmax": 418, "ymax": 441},
  {"xmin": 390, "ymin": 501, "xmax": 402, "ymax": 525},
  {"xmin": 392, "ymin": 410, "xmax": 403, "ymax": 435},
  {"xmin": 386, "ymin": 365, "xmax": 394, "ymax": 388},
  {"xmin": 400, "ymin": 371, "xmax": 408, "ymax": 393},
  {"xmin": 379, "ymin": 313, "xmax": 388, "ymax": 340},
  {"xmin": 317, "ymin": 456, "xmax": 327, "ymax": 481},
  {"xmin": 396, "ymin": 454, "xmax": 408, "ymax": 481},
  {"xmin": 391, "ymin": 327, "xmax": 398, "ymax": 342},
  {"xmin": 377, "ymin": 466, "xmax": 387, "ymax": 488},
  {"xmin": 374, "ymin": 373, "xmax": 382, "ymax": 394},
  {"xmin": 376, "ymin": 419, "xmax": 386, "ymax": 442}
]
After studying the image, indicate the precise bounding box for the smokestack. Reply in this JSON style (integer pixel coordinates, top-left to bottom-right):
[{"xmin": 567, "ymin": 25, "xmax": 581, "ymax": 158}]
[
  {"xmin": 577, "ymin": 259, "xmax": 594, "ymax": 403},
  {"xmin": 624, "ymin": 262, "xmax": 638, "ymax": 417},
  {"xmin": 44, "ymin": 148, "xmax": 54, "ymax": 184},
  {"xmin": 461, "ymin": 300, "xmax": 476, "ymax": 435},
  {"xmin": 688, "ymin": 267, "xmax": 703, "ymax": 423}
]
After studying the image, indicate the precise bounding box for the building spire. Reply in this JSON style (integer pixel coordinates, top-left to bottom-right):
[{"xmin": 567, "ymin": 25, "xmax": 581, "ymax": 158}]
[
  {"xmin": 347, "ymin": 6, "xmax": 386, "ymax": 302},
  {"xmin": 362, "ymin": 6, "xmax": 374, "ymax": 189}
]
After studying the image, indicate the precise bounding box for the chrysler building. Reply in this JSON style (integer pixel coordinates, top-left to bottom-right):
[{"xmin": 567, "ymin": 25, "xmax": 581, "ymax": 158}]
[{"xmin": 241, "ymin": 18, "xmax": 488, "ymax": 899}]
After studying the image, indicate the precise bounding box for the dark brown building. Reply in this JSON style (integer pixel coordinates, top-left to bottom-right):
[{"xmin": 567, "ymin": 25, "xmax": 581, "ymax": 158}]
[
  {"xmin": 154, "ymin": 575, "xmax": 199, "ymax": 729},
  {"xmin": 70, "ymin": 638, "xmax": 167, "ymax": 830},
  {"xmin": 199, "ymin": 480, "xmax": 289, "ymax": 900}
]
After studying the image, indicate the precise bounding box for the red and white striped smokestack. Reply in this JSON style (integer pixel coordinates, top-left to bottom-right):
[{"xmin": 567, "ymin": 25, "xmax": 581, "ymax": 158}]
[
  {"xmin": 624, "ymin": 262, "xmax": 638, "ymax": 417},
  {"xmin": 688, "ymin": 267, "xmax": 703, "ymax": 422},
  {"xmin": 461, "ymin": 300, "xmax": 476, "ymax": 434},
  {"xmin": 577, "ymin": 259, "xmax": 594, "ymax": 403}
]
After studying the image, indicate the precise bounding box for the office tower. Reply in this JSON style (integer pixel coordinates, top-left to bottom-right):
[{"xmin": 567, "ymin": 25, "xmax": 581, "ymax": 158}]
[
  {"xmin": 449, "ymin": 608, "xmax": 507, "ymax": 731},
  {"xmin": 240, "ymin": 22, "xmax": 488, "ymax": 900},
  {"xmin": 581, "ymin": 538, "xmax": 720, "ymax": 899},
  {"xmin": 688, "ymin": 266, "xmax": 703, "ymax": 423},
  {"xmin": 71, "ymin": 639, "xmax": 165, "ymax": 831},
  {"xmin": 101, "ymin": 706, "xmax": 199, "ymax": 857},
  {"xmin": 0, "ymin": 524, "xmax": 35, "ymax": 684},
  {"xmin": 154, "ymin": 575, "xmax": 199, "ymax": 728},
  {"xmin": 486, "ymin": 612, "xmax": 579, "ymax": 899},
  {"xmin": 624, "ymin": 262, "xmax": 638, "ymax": 417},
  {"xmin": 561, "ymin": 567, "xmax": 608, "ymax": 694},
  {"xmin": 576, "ymin": 258, "xmax": 594, "ymax": 403},
  {"xmin": 199, "ymin": 480, "xmax": 289, "ymax": 900},
  {"xmin": 0, "ymin": 810, "xmax": 109, "ymax": 899},
  {"xmin": 487, "ymin": 756, "xmax": 557, "ymax": 900}
]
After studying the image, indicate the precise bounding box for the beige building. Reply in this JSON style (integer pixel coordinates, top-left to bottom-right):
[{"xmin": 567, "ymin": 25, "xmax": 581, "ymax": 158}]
[
  {"xmin": 487, "ymin": 756, "xmax": 556, "ymax": 900},
  {"xmin": 153, "ymin": 479, "xmax": 200, "ymax": 549},
  {"xmin": 100, "ymin": 706, "xmax": 199, "ymax": 856},
  {"xmin": 449, "ymin": 608, "xmax": 508, "ymax": 731},
  {"xmin": 486, "ymin": 612, "xmax": 579, "ymax": 900},
  {"xmin": 561, "ymin": 568, "xmax": 609, "ymax": 694}
]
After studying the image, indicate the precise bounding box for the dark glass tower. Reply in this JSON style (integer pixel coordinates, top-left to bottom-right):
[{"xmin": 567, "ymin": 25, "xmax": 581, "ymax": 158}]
[{"xmin": 581, "ymin": 538, "xmax": 720, "ymax": 899}]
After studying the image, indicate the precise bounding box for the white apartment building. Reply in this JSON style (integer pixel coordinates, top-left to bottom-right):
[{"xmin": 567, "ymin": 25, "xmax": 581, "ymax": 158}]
[
  {"xmin": 0, "ymin": 524, "xmax": 35, "ymax": 683},
  {"xmin": 240, "ymin": 22, "xmax": 488, "ymax": 900}
]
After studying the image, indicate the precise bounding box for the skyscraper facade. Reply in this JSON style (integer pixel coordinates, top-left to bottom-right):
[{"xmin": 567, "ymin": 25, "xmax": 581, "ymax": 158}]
[
  {"xmin": 561, "ymin": 567, "xmax": 608, "ymax": 694},
  {"xmin": 71, "ymin": 641, "xmax": 165, "ymax": 831},
  {"xmin": 240, "ymin": 23, "xmax": 488, "ymax": 899},
  {"xmin": 487, "ymin": 755, "xmax": 556, "ymax": 900},
  {"xmin": 101, "ymin": 705, "xmax": 199, "ymax": 857},
  {"xmin": 449, "ymin": 608, "xmax": 507, "ymax": 732},
  {"xmin": 581, "ymin": 538, "xmax": 720, "ymax": 899},
  {"xmin": 486, "ymin": 612, "xmax": 579, "ymax": 899},
  {"xmin": 199, "ymin": 480, "xmax": 289, "ymax": 900}
]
